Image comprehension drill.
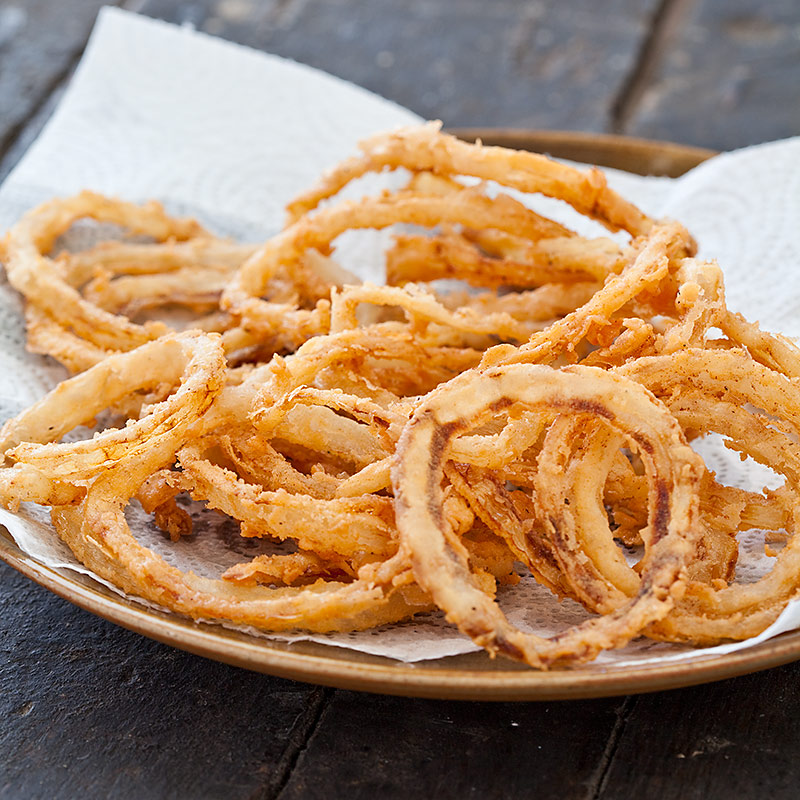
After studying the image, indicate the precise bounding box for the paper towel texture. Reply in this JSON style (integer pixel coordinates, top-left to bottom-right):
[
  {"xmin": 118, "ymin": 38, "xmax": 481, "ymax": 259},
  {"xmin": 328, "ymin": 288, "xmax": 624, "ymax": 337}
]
[{"xmin": 2, "ymin": 7, "xmax": 800, "ymax": 667}]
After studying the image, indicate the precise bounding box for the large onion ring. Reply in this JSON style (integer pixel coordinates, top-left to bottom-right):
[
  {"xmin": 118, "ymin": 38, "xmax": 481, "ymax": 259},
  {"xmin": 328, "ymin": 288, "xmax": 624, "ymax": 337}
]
[
  {"xmin": 286, "ymin": 122, "xmax": 652, "ymax": 235},
  {"xmin": 50, "ymin": 459, "xmax": 430, "ymax": 633},
  {"xmin": 392, "ymin": 363, "xmax": 703, "ymax": 668}
]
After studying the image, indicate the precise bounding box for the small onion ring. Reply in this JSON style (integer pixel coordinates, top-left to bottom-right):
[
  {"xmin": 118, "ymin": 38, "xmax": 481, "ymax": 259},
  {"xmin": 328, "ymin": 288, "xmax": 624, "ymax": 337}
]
[
  {"xmin": 0, "ymin": 331, "xmax": 225, "ymax": 483},
  {"xmin": 618, "ymin": 348, "xmax": 800, "ymax": 643},
  {"xmin": 4, "ymin": 191, "xmax": 206, "ymax": 353}
]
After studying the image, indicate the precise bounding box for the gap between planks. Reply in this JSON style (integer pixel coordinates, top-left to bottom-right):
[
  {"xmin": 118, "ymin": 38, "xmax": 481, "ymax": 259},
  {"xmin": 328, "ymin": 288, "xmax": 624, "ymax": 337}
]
[
  {"xmin": 586, "ymin": 694, "xmax": 638, "ymax": 800},
  {"xmin": 611, "ymin": 0, "xmax": 696, "ymax": 134},
  {"xmin": 252, "ymin": 686, "xmax": 334, "ymax": 800}
]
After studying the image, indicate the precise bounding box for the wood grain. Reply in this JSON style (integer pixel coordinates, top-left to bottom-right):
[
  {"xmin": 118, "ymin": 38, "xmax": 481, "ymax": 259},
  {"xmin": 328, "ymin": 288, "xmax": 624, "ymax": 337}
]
[
  {"xmin": 277, "ymin": 690, "xmax": 628, "ymax": 800},
  {"xmin": 0, "ymin": 563, "xmax": 323, "ymax": 800},
  {"xmin": 0, "ymin": 0, "xmax": 112, "ymax": 157},
  {"xmin": 137, "ymin": 0, "xmax": 661, "ymax": 131},
  {"xmin": 624, "ymin": 0, "xmax": 800, "ymax": 149},
  {"xmin": 599, "ymin": 663, "xmax": 800, "ymax": 799}
]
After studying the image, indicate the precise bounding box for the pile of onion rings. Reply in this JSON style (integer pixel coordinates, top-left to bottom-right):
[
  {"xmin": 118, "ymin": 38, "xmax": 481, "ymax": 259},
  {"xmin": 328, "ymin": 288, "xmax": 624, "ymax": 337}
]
[{"xmin": 2, "ymin": 121, "xmax": 799, "ymax": 668}]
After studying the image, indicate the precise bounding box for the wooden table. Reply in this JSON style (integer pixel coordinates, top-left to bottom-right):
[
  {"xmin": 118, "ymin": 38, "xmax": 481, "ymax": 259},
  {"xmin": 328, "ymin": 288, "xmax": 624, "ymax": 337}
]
[{"xmin": 2, "ymin": 1, "xmax": 799, "ymax": 797}]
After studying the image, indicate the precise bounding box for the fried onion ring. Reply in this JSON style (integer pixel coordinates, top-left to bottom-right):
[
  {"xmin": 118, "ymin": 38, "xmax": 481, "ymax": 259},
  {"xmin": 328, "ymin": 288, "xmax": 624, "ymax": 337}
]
[{"xmin": 393, "ymin": 363, "xmax": 703, "ymax": 667}]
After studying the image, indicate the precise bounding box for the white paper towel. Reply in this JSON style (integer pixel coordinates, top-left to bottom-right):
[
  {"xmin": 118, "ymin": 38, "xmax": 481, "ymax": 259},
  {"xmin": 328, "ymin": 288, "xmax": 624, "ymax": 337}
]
[{"xmin": 2, "ymin": 7, "xmax": 800, "ymax": 668}]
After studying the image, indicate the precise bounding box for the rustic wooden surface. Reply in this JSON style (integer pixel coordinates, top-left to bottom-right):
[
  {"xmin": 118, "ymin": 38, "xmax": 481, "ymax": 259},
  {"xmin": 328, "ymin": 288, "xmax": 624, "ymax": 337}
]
[{"xmin": 1, "ymin": 0, "xmax": 799, "ymax": 797}]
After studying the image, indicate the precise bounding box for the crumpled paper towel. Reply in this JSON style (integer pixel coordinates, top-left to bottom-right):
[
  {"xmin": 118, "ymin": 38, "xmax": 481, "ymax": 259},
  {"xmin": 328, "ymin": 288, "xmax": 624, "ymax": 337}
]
[{"xmin": 2, "ymin": 7, "xmax": 800, "ymax": 667}]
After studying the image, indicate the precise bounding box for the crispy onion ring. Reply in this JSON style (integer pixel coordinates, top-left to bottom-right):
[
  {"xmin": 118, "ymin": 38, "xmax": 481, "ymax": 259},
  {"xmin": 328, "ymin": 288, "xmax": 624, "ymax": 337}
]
[
  {"xmin": 286, "ymin": 122, "xmax": 652, "ymax": 235},
  {"xmin": 50, "ymin": 459, "xmax": 431, "ymax": 633},
  {"xmin": 4, "ymin": 191, "xmax": 206, "ymax": 354},
  {"xmin": 176, "ymin": 440, "xmax": 397, "ymax": 559},
  {"xmin": 617, "ymin": 348, "xmax": 800, "ymax": 643},
  {"xmin": 0, "ymin": 331, "xmax": 225, "ymax": 487},
  {"xmin": 329, "ymin": 282, "xmax": 549, "ymax": 343},
  {"xmin": 392, "ymin": 363, "xmax": 703, "ymax": 668},
  {"xmin": 481, "ymin": 221, "xmax": 694, "ymax": 369},
  {"xmin": 58, "ymin": 238, "xmax": 256, "ymax": 286},
  {"xmin": 386, "ymin": 230, "xmax": 625, "ymax": 288},
  {"xmin": 224, "ymin": 187, "xmax": 586, "ymax": 319}
]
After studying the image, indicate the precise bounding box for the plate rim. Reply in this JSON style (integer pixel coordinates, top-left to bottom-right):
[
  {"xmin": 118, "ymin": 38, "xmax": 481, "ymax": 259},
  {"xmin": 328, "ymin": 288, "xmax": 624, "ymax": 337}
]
[{"xmin": 3, "ymin": 128, "xmax": 795, "ymax": 701}]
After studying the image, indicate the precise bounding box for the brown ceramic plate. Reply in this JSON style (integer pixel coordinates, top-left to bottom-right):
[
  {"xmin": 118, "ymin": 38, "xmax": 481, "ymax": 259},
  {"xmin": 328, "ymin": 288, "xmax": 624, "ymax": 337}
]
[{"xmin": 3, "ymin": 130, "xmax": 797, "ymax": 702}]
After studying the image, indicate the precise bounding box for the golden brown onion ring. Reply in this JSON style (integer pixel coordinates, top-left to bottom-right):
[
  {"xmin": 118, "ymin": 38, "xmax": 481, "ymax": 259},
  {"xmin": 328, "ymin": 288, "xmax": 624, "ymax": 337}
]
[
  {"xmin": 51, "ymin": 459, "xmax": 431, "ymax": 633},
  {"xmin": 0, "ymin": 331, "xmax": 225, "ymax": 482},
  {"xmin": 286, "ymin": 122, "xmax": 652, "ymax": 235},
  {"xmin": 617, "ymin": 348, "xmax": 800, "ymax": 643},
  {"xmin": 4, "ymin": 191, "xmax": 205, "ymax": 354},
  {"xmin": 392, "ymin": 363, "xmax": 703, "ymax": 668},
  {"xmin": 481, "ymin": 221, "xmax": 694, "ymax": 369}
]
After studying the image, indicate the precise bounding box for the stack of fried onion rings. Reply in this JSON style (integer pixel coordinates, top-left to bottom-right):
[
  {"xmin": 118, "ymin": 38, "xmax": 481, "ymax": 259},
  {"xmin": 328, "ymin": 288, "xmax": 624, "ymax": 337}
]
[{"xmin": 2, "ymin": 122, "xmax": 799, "ymax": 667}]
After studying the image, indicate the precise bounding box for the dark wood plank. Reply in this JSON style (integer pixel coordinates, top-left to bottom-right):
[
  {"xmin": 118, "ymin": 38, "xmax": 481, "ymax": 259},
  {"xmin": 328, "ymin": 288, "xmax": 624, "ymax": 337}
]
[
  {"xmin": 0, "ymin": 0, "xmax": 112, "ymax": 159},
  {"xmin": 138, "ymin": 0, "xmax": 660, "ymax": 131},
  {"xmin": 274, "ymin": 688, "xmax": 629, "ymax": 799},
  {"xmin": 598, "ymin": 663, "xmax": 800, "ymax": 799},
  {"xmin": 0, "ymin": 563, "xmax": 325, "ymax": 800},
  {"xmin": 624, "ymin": 0, "xmax": 800, "ymax": 149}
]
